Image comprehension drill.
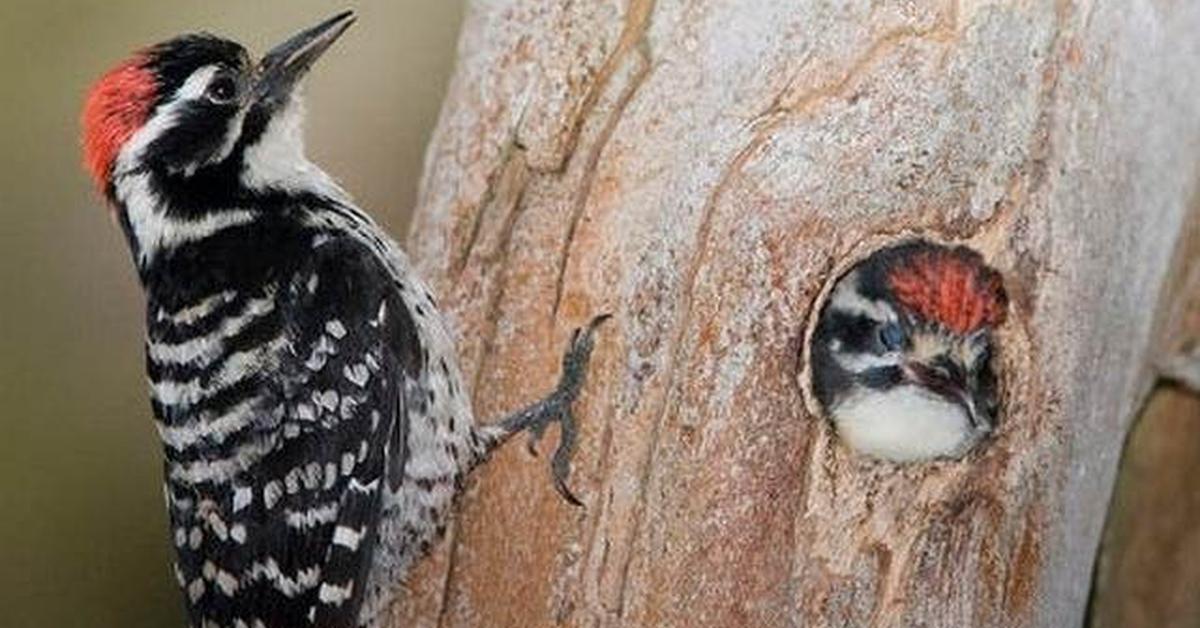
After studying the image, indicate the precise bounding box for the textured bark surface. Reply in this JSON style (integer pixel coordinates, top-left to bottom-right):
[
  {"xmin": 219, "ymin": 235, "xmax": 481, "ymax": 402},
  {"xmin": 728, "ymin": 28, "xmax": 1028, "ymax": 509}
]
[{"xmin": 389, "ymin": 1, "xmax": 1200, "ymax": 626}]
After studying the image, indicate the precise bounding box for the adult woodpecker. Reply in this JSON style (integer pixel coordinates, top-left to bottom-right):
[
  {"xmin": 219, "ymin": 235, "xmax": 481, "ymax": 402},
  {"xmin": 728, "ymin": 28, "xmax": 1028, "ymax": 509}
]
[
  {"xmin": 809, "ymin": 240, "xmax": 1007, "ymax": 462},
  {"xmin": 81, "ymin": 11, "xmax": 606, "ymax": 628}
]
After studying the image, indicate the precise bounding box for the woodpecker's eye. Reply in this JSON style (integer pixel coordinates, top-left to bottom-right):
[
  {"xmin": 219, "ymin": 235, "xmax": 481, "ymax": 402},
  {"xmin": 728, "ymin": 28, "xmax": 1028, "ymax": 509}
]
[
  {"xmin": 878, "ymin": 322, "xmax": 905, "ymax": 352},
  {"xmin": 205, "ymin": 76, "xmax": 238, "ymax": 104}
]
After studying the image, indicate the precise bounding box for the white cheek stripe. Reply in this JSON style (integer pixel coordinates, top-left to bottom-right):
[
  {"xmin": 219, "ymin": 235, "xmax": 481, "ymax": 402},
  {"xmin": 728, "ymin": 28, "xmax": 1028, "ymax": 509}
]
[
  {"xmin": 114, "ymin": 65, "xmax": 220, "ymax": 177},
  {"xmin": 111, "ymin": 64, "xmax": 257, "ymax": 263},
  {"xmin": 828, "ymin": 271, "xmax": 899, "ymax": 324},
  {"xmin": 177, "ymin": 65, "xmax": 221, "ymax": 99},
  {"xmin": 832, "ymin": 350, "xmax": 900, "ymax": 373}
]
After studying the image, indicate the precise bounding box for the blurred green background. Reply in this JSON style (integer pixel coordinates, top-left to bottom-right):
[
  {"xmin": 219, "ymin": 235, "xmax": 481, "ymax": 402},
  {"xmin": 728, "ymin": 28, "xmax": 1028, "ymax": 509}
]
[{"xmin": 0, "ymin": 2, "xmax": 462, "ymax": 626}]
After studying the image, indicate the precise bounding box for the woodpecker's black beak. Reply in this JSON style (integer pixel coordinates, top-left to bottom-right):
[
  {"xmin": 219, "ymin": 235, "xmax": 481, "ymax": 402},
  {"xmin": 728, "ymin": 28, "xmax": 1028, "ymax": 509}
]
[{"xmin": 254, "ymin": 10, "xmax": 356, "ymax": 108}]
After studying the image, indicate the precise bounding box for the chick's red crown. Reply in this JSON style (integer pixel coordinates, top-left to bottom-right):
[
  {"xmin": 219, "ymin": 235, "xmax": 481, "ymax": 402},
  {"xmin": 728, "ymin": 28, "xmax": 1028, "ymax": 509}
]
[{"xmin": 887, "ymin": 246, "xmax": 1007, "ymax": 335}]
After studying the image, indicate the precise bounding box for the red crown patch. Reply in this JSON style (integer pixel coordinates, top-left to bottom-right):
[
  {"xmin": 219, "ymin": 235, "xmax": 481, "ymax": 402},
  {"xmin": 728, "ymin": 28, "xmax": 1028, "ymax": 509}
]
[
  {"xmin": 81, "ymin": 56, "xmax": 157, "ymax": 192},
  {"xmin": 887, "ymin": 245, "xmax": 1007, "ymax": 334}
]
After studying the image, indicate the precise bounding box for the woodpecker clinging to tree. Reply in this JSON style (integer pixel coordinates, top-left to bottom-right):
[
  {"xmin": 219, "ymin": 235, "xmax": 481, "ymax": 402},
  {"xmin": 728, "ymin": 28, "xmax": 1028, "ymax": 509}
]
[
  {"xmin": 81, "ymin": 11, "xmax": 606, "ymax": 628},
  {"xmin": 810, "ymin": 240, "xmax": 1007, "ymax": 462}
]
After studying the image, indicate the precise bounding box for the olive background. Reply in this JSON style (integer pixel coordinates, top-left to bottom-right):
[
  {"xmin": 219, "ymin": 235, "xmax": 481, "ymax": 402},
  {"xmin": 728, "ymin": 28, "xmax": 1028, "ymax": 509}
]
[{"xmin": 0, "ymin": 2, "xmax": 462, "ymax": 626}]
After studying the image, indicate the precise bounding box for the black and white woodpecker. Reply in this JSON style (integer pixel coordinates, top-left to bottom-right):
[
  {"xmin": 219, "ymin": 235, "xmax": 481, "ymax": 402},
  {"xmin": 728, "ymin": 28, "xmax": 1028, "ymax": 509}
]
[
  {"xmin": 809, "ymin": 240, "xmax": 1008, "ymax": 462},
  {"xmin": 81, "ymin": 11, "xmax": 606, "ymax": 628}
]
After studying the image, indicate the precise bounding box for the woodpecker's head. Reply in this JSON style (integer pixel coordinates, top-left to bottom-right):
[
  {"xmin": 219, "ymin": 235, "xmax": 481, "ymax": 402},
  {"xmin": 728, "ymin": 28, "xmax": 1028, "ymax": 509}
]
[
  {"xmin": 810, "ymin": 240, "xmax": 1008, "ymax": 462},
  {"xmin": 80, "ymin": 11, "xmax": 355, "ymax": 265}
]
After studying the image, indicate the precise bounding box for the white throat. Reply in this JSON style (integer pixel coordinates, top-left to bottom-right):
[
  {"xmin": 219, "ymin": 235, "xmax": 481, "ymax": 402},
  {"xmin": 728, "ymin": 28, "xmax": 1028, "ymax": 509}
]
[{"xmin": 239, "ymin": 95, "xmax": 346, "ymax": 199}]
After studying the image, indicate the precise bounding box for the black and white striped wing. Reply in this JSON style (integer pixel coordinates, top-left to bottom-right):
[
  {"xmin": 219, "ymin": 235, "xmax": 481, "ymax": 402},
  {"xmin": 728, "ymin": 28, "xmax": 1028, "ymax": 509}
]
[{"xmin": 264, "ymin": 237, "xmax": 417, "ymax": 627}]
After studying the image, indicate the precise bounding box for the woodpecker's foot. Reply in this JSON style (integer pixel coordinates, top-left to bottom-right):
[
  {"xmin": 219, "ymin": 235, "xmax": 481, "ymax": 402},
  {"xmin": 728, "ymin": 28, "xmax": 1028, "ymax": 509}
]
[{"xmin": 503, "ymin": 314, "xmax": 610, "ymax": 506}]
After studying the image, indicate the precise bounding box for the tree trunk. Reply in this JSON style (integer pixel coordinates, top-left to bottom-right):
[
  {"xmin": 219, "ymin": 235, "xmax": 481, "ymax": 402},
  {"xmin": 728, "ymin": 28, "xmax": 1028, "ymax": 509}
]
[{"xmin": 390, "ymin": 1, "xmax": 1200, "ymax": 626}]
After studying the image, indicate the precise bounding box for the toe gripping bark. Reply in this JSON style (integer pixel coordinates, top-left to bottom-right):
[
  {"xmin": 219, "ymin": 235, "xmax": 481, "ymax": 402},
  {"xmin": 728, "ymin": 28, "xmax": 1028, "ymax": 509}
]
[{"xmin": 498, "ymin": 314, "xmax": 611, "ymax": 506}]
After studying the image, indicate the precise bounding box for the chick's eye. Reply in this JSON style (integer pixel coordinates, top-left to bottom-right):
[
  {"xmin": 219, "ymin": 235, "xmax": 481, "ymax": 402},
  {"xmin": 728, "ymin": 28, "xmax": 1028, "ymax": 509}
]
[
  {"xmin": 878, "ymin": 322, "xmax": 905, "ymax": 352},
  {"xmin": 206, "ymin": 76, "xmax": 238, "ymax": 103}
]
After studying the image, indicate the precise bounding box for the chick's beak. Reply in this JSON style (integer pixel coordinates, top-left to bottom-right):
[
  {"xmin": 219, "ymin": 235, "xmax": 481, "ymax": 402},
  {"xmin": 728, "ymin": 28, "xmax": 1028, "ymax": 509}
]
[
  {"xmin": 254, "ymin": 10, "xmax": 356, "ymax": 108},
  {"xmin": 902, "ymin": 362, "xmax": 992, "ymax": 431},
  {"xmin": 962, "ymin": 388, "xmax": 994, "ymax": 432}
]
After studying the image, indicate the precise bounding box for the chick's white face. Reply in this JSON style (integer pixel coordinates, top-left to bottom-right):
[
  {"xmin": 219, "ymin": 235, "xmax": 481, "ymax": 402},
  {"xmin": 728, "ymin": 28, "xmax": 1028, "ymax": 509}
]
[
  {"xmin": 809, "ymin": 243, "xmax": 1006, "ymax": 463},
  {"xmin": 829, "ymin": 321, "xmax": 992, "ymax": 462}
]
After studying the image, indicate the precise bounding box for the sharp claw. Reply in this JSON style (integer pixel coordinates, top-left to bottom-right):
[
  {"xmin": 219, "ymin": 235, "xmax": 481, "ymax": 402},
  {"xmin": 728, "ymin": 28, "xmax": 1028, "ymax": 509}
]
[
  {"xmin": 554, "ymin": 473, "xmax": 584, "ymax": 508},
  {"xmin": 588, "ymin": 313, "xmax": 613, "ymax": 331},
  {"xmin": 548, "ymin": 404, "xmax": 583, "ymax": 506},
  {"xmin": 551, "ymin": 437, "xmax": 582, "ymax": 507},
  {"xmin": 571, "ymin": 314, "xmax": 612, "ymax": 353}
]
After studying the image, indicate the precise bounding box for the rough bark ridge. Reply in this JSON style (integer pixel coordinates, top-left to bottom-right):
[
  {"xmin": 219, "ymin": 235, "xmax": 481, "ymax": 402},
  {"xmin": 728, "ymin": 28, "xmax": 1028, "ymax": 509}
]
[{"xmin": 391, "ymin": 1, "xmax": 1200, "ymax": 626}]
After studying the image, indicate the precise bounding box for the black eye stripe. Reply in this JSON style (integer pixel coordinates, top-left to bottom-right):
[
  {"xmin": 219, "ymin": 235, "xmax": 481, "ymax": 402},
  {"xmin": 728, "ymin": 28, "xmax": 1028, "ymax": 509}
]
[
  {"xmin": 821, "ymin": 311, "xmax": 881, "ymax": 354},
  {"xmin": 857, "ymin": 366, "xmax": 902, "ymax": 390},
  {"xmin": 140, "ymin": 99, "xmax": 234, "ymax": 175}
]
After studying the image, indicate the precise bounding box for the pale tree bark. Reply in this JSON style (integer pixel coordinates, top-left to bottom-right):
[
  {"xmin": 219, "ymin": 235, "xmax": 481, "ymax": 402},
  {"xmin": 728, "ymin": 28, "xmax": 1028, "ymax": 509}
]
[{"xmin": 386, "ymin": 1, "xmax": 1200, "ymax": 626}]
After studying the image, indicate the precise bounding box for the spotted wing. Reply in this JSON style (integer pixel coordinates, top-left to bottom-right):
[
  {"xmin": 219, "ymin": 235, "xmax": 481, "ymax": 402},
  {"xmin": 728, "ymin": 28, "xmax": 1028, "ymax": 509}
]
[
  {"xmin": 246, "ymin": 237, "xmax": 417, "ymax": 628},
  {"xmin": 295, "ymin": 238, "xmax": 422, "ymax": 626}
]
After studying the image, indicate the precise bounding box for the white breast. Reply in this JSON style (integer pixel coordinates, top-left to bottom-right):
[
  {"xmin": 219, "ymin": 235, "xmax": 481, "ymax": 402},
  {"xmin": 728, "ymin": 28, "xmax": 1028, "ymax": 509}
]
[{"xmin": 831, "ymin": 385, "xmax": 980, "ymax": 462}]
